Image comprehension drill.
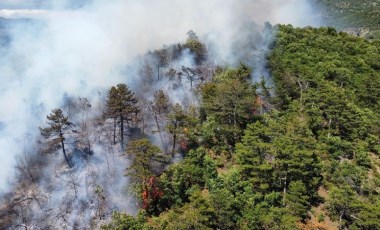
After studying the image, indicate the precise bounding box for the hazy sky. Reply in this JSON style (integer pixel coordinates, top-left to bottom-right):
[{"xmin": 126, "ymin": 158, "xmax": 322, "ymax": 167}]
[
  {"xmin": 0, "ymin": 0, "xmax": 45, "ymax": 9},
  {"xmin": 0, "ymin": 0, "xmax": 90, "ymax": 10}
]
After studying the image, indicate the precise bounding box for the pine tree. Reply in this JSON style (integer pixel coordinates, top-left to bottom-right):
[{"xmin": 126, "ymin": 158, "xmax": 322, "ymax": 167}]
[
  {"xmin": 201, "ymin": 64, "xmax": 256, "ymax": 150},
  {"xmin": 166, "ymin": 103, "xmax": 187, "ymax": 157},
  {"xmin": 285, "ymin": 180, "xmax": 310, "ymax": 220},
  {"xmin": 125, "ymin": 138, "xmax": 168, "ymax": 184},
  {"xmin": 106, "ymin": 83, "xmax": 139, "ymax": 149},
  {"xmin": 125, "ymin": 138, "xmax": 169, "ymax": 211},
  {"xmin": 151, "ymin": 90, "xmax": 170, "ymax": 153},
  {"xmin": 40, "ymin": 108, "xmax": 73, "ymax": 167},
  {"xmin": 235, "ymin": 117, "xmax": 276, "ymax": 193}
]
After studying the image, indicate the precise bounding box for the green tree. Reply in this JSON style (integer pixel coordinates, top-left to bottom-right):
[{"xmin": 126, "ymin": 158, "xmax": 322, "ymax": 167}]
[
  {"xmin": 106, "ymin": 83, "xmax": 139, "ymax": 149},
  {"xmin": 327, "ymin": 185, "xmax": 361, "ymax": 228},
  {"xmin": 101, "ymin": 211, "xmax": 148, "ymax": 230},
  {"xmin": 182, "ymin": 30, "xmax": 207, "ymax": 65},
  {"xmin": 166, "ymin": 103, "xmax": 188, "ymax": 157},
  {"xmin": 201, "ymin": 64, "xmax": 257, "ymax": 152},
  {"xmin": 354, "ymin": 200, "xmax": 380, "ymax": 230},
  {"xmin": 158, "ymin": 147, "xmax": 217, "ymax": 209},
  {"xmin": 40, "ymin": 108, "xmax": 73, "ymax": 167},
  {"xmin": 285, "ymin": 180, "xmax": 310, "ymax": 220},
  {"xmin": 235, "ymin": 116, "xmax": 276, "ymax": 193},
  {"xmin": 151, "ymin": 90, "xmax": 170, "ymax": 153},
  {"xmin": 125, "ymin": 138, "xmax": 167, "ymax": 184}
]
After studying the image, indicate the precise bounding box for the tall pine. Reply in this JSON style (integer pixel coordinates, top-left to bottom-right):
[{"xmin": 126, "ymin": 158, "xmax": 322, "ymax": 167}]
[
  {"xmin": 106, "ymin": 83, "xmax": 139, "ymax": 149},
  {"xmin": 40, "ymin": 108, "xmax": 73, "ymax": 167}
]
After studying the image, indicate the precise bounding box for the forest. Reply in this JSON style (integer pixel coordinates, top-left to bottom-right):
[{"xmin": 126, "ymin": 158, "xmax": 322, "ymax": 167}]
[
  {"xmin": 0, "ymin": 1, "xmax": 379, "ymax": 230},
  {"xmin": 316, "ymin": 0, "xmax": 380, "ymax": 39},
  {"xmin": 101, "ymin": 26, "xmax": 380, "ymax": 230}
]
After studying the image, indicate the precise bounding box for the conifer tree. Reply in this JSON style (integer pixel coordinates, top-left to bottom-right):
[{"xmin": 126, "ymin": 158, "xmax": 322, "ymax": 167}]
[
  {"xmin": 125, "ymin": 138, "xmax": 167, "ymax": 184},
  {"xmin": 40, "ymin": 108, "xmax": 73, "ymax": 167},
  {"xmin": 106, "ymin": 83, "xmax": 139, "ymax": 149},
  {"xmin": 151, "ymin": 90, "xmax": 170, "ymax": 153},
  {"xmin": 166, "ymin": 103, "xmax": 187, "ymax": 157}
]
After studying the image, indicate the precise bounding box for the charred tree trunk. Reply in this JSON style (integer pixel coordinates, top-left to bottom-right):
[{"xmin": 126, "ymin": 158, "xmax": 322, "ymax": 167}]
[
  {"xmin": 171, "ymin": 122, "xmax": 178, "ymax": 157},
  {"xmin": 154, "ymin": 112, "xmax": 166, "ymax": 154},
  {"xmin": 120, "ymin": 113, "xmax": 124, "ymax": 150},
  {"xmin": 60, "ymin": 136, "xmax": 72, "ymax": 168},
  {"xmin": 113, "ymin": 117, "xmax": 117, "ymax": 145}
]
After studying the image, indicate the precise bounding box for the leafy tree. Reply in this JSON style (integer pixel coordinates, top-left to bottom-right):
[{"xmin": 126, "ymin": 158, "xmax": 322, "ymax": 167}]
[
  {"xmin": 209, "ymin": 188, "xmax": 239, "ymax": 230},
  {"xmin": 40, "ymin": 108, "xmax": 74, "ymax": 167},
  {"xmin": 106, "ymin": 83, "xmax": 139, "ymax": 149}
]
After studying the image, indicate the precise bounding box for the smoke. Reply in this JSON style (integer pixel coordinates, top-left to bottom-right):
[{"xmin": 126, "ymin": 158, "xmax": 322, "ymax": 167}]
[{"xmin": 0, "ymin": 0, "xmax": 323, "ymax": 227}]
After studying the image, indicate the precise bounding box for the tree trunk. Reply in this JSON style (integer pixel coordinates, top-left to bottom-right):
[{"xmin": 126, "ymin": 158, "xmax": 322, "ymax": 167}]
[
  {"xmin": 339, "ymin": 212, "xmax": 344, "ymax": 229},
  {"xmin": 171, "ymin": 122, "xmax": 178, "ymax": 157},
  {"xmin": 120, "ymin": 114, "xmax": 124, "ymax": 150},
  {"xmin": 283, "ymin": 173, "xmax": 287, "ymax": 205},
  {"xmin": 157, "ymin": 65, "xmax": 160, "ymax": 81},
  {"xmin": 61, "ymin": 138, "xmax": 72, "ymax": 168},
  {"xmin": 154, "ymin": 113, "xmax": 166, "ymax": 154},
  {"xmin": 113, "ymin": 117, "xmax": 116, "ymax": 145}
]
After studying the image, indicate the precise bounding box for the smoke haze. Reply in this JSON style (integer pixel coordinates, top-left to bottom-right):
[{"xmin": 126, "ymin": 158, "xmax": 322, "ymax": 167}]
[{"xmin": 0, "ymin": 0, "xmax": 323, "ymax": 226}]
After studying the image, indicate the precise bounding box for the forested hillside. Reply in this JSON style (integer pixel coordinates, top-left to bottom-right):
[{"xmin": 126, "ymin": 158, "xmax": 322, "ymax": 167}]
[
  {"xmin": 99, "ymin": 26, "xmax": 380, "ymax": 229},
  {"xmin": 316, "ymin": 0, "xmax": 380, "ymax": 39},
  {"xmin": 1, "ymin": 1, "xmax": 380, "ymax": 229}
]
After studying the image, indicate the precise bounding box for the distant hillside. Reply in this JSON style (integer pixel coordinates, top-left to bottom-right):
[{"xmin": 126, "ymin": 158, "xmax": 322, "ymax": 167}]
[{"xmin": 316, "ymin": 0, "xmax": 380, "ymax": 39}]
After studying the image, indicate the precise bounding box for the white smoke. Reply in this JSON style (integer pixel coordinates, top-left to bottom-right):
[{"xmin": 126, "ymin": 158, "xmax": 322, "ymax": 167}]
[{"xmin": 0, "ymin": 0, "xmax": 322, "ymax": 217}]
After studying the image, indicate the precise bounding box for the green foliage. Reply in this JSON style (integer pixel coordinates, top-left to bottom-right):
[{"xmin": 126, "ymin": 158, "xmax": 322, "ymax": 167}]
[
  {"xmin": 158, "ymin": 147, "xmax": 217, "ymax": 209},
  {"xmin": 40, "ymin": 108, "xmax": 73, "ymax": 167},
  {"xmin": 152, "ymin": 90, "xmax": 170, "ymax": 116},
  {"xmin": 353, "ymin": 199, "xmax": 380, "ymax": 230},
  {"xmin": 182, "ymin": 30, "xmax": 207, "ymax": 65},
  {"xmin": 150, "ymin": 189, "xmax": 214, "ymax": 230},
  {"xmin": 327, "ymin": 185, "xmax": 362, "ymax": 228},
  {"xmin": 236, "ymin": 112, "xmax": 322, "ymax": 200},
  {"xmin": 317, "ymin": 0, "xmax": 380, "ymax": 38},
  {"xmin": 270, "ymin": 25, "xmax": 380, "ymax": 228},
  {"xmin": 200, "ymin": 64, "xmax": 257, "ymax": 152},
  {"xmin": 101, "ymin": 211, "xmax": 149, "ymax": 230},
  {"xmin": 270, "ymin": 25, "xmax": 380, "ymax": 112},
  {"xmin": 125, "ymin": 138, "xmax": 168, "ymax": 184},
  {"xmin": 106, "ymin": 26, "xmax": 380, "ymax": 230},
  {"xmin": 106, "ymin": 83, "xmax": 139, "ymax": 148},
  {"xmin": 165, "ymin": 103, "xmax": 188, "ymax": 156},
  {"xmin": 286, "ymin": 181, "xmax": 310, "ymax": 220}
]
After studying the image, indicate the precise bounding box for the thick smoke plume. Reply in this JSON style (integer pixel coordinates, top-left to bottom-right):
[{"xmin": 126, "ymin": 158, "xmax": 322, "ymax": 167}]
[{"xmin": 0, "ymin": 0, "xmax": 322, "ymax": 228}]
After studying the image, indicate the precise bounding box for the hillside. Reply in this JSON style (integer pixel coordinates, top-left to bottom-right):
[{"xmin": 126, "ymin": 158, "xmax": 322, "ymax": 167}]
[
  {"xmin": 316, "ymin": 0, "xmax": 380, "ymax": 39},
  {"xmin": 0, "ymin": 1, "xmax": 380, "ymax": 229},
  {"xmin": 99, "ymin": 26, "xmax": 380, "ymax": 230}
]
